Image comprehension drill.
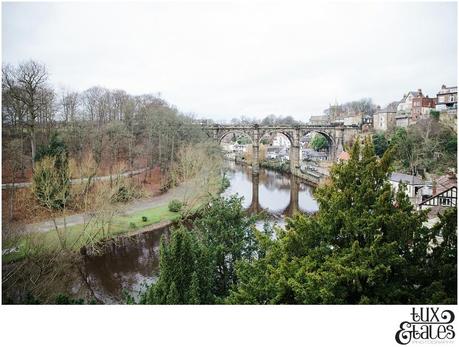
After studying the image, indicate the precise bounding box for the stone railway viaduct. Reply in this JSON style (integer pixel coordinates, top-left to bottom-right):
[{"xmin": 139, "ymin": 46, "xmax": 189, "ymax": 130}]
[{"xmin": 204, "ymin": 124, "xmax": 360, "ymax": 177}]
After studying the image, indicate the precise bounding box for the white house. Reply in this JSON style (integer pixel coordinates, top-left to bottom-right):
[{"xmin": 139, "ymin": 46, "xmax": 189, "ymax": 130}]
[
  {"xmin": 233, "ymin": 144, "xmax": 248, "ymax": 153},
  {"xmin": 221, "ymin": 143, "xmax": 235, "ymax": 152},
  {"xmin": 272, "ymin": 134, "xmax": 290, "ymax": 148},
  {"xmin": 389, "ymin": 172, "xmax": 425, "ymax": 202},
  {"xmin": 266, "ymin": 146, "xmax": 281, "ymax": 160},
  {"xmin": 302, "ymin": 148, "xmax": 328, "ymax": 161},
  {"xmin": 343, "ymin": 114, "xmax": 362, "ymax": 126},
  {"xmin": 397, "ymin": 90, "xmax": 422, "ymax": 115}
]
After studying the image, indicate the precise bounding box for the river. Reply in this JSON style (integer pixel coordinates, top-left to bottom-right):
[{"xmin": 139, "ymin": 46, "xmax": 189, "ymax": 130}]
[{"xmin": 81, "ymin": 161, "xmax": 319, "ymax": 303}]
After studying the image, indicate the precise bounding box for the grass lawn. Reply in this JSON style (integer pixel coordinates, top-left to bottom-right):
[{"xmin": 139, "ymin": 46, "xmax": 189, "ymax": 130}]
[{"xmin": 3, "ymin": 204, "xmax": 180, "ymax": 263}]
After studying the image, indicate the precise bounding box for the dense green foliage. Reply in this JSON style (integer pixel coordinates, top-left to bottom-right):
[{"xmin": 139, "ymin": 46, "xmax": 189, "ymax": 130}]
[
  {"xmin": 420, "ymin": 208, "xmax": 457, "ymax": 302},
  {"xmin": 310, "ymin": 133, "xmax": 329, "ymax": 151},
  {"xmin": 141, "ymin": 226, "xmax": 213, "ymax": 304},
  {"xmin": 372, "ymin": 132, "xmax": 389, "ymax": 157},
  {"xmin": 3, "ymin": 291, "xmax": 96, "ymax": 304},
  {"xmin": 430, "ymin": 109, "xmax": 440, "ymax": 121},
  {"xmin": 228, "ymin": 139, "xmax": 456, "ymax": 304},
  {"xmin": 236, "ymin": 136, "xmax": 252, "ymax": 145},
  {"xmin": 220, "ymin": 174, "xmax": 231, "ymax": 192},
  {"xmin": 141, "ymin": 195, "xmax": 258, "ymax": 304},
  {"xmin": 35, "ymin": 133, "xmax": 68, "ymax": 164}
]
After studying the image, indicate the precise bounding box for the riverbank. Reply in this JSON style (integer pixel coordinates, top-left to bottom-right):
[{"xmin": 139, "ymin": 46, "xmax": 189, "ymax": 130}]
[
  {"xmin": 2, "ymin": 204, "xmax": 179, "ymax": 263},
  {"xmin": 22, "ymin": 180, "xmax": 196, "ymax": 233},
  {"xmin": 3, "ymin": 173, "xmax": 224, "ymax": 264},
  {"xmin": 259, "ymin": 159, "xmax": 291, "ymax": 174}
]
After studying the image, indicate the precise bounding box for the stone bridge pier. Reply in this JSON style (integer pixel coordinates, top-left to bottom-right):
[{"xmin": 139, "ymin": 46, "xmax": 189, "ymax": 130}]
[{"xmin": 252, "ymin": 125, "xmax": 260, "ymax": 174}]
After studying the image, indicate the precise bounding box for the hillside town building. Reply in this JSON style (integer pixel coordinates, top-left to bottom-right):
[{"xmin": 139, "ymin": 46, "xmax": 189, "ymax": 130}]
[
  {"xmin": 436, "ymin": 85, "xmax": 457, "ymax": 112},
  {"xmin": 389, "ymin": 172, "xmax": 425, "ymax": 203},
  {"xmin": 397, "ymin": 90, "xmax": 422, "ymax": 116},
  {"xmin": 411, "ymin": 94, "xmax": 436, "ymax": 121},
  {"xmin": 373, "ymin": 106, "xmax": 397, "ymax": 131}
]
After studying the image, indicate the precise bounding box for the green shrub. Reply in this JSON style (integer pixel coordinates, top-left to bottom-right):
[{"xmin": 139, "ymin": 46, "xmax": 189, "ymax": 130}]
[
  {"xmin": 168, "ymin": 199, "xmax": 183, "ymax": 212},
  {"xmin": 110, "ymin": 179, "xmax": 144, "ymax": 203},
  {"xmin": 260, "ymin": 159, "xmax": 291, "ymax": 174},
  {"xmin": 111, "ymin": 185, "xmax": 129, "ymax": 203},
  {"xmin": 55, "ymin": 293, "xmax": 84, "ymax": 304},
  {"xmin": 32, "ymin": 134, "xmax": 70, "ymax": 211},
  {"xmin": 142, "ymin": 216, "xmax": 148, "ymax": 222},
  {"xmin": 220, "ymin": 175, "xmax": 230, "ymax": 192},
  {"xmin": 430, "ymin": 109, "xmax": 440, "ymax": 120},
  {"xmin": 35, "ymin": 133, "xmax": 67, "ymax": 163},
  {"xmin": 32, "ymin": 154, "xmax": 70, "ymax": 210},
  {"xmin": 129, "ymin": 222, "xmax": 137, "ymax": 229}
]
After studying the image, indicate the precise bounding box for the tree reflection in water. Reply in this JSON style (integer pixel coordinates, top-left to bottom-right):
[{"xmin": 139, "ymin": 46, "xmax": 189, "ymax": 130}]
[{"xmin": 222, "ymin": 161, "xmax": 318, "ymax": 218}]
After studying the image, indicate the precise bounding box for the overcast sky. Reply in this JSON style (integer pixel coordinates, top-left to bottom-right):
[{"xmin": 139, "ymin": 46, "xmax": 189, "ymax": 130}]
[{"xmin": 2, "ymin": 1, "xmax": 457, "ymax": 122}]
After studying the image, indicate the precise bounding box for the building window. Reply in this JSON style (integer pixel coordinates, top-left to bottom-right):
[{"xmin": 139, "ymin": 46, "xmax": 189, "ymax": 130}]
[{"xmin": 439, "ymin": 197, "xmax": 452, "ymax": 206}]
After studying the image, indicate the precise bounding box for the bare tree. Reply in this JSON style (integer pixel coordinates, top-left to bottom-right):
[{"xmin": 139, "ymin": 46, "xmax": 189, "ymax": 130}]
[
  {"xmin": 4, "ymin": 139, "xmax": 27, "ymax": 221},
  {"xmin": 59, "ymin": 89, "xmax": 79, "ymax": 124},
  {"xmin": 2, "ymin": 61, "xmax": 53, "ymax": 167},
  {"xmin": 82, "ymin": 86, "xmax": 105, "ymax": 123}
]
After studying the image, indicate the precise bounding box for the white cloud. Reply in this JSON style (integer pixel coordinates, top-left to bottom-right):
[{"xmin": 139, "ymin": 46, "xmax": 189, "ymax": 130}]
[{"xmin": 2, "ymin": 1, "xmax": 457, "ymax": 122}]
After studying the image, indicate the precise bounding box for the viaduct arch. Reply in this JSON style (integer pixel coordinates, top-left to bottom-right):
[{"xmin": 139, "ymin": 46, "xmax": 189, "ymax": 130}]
[{"xmin": 204, "ymin": 124, "xmax": 360, "ymax": 176}]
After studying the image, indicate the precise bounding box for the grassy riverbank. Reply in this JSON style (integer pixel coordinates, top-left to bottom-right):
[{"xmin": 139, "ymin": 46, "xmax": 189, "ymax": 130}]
[
  {"xmin": 3, "ymin": 179, "xmax": 223, "ymax": 264},
  {"xmin": 2, "ymin": 203, "xmax": 181, "ymax": 263},
  {"xmin": 4, "ymin": 171, "xmax": 225, "ymax": 264}
]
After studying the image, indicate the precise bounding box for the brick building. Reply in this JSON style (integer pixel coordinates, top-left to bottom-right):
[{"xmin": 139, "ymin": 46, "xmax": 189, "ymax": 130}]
[{"xmin": 411, "ymin": 93, "xmax": 436, "ymax": 121}]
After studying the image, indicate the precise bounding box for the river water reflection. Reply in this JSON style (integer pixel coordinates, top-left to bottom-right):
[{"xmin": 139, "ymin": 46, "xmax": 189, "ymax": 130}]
[
  {"xmin": 222, "ymin": 161, "xmax": 319, "ymax": 218},
  {"xmin": 82, "ymin": 162, "xmax": 318, "ymax": 303},
  {"xmin": 81, "ymin": 226, "xmax": 166, "ymax": 303}
]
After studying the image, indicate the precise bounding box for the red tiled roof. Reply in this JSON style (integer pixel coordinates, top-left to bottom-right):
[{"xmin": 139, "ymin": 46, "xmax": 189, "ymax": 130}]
[
  {"xmin": 436, "ymin": 174, "xmax": 457, "ymax": 192},
  {"xmin": 337, "ymin": 151, "xmax": 350, "ymax": 161}
]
